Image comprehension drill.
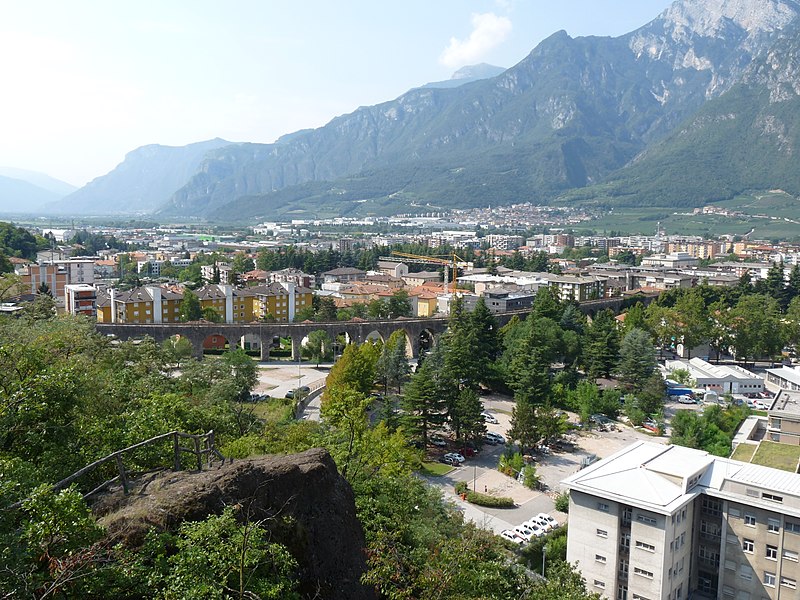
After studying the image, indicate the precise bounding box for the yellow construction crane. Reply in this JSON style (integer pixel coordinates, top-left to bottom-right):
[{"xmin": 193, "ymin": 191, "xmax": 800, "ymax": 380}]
[{"xmin": 390, "ymin": 251, "xmax": 466, "ymax": 295}]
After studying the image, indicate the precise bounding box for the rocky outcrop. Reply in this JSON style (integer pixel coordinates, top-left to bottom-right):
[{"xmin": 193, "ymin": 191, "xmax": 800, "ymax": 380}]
[{"xmin": 92, "ymin": 448, "xmax": 374, "ymax": 600}]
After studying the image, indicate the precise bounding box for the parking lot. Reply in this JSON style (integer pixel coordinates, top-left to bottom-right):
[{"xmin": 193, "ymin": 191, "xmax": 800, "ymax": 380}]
[{"xmin": 422, "ymin": 393, "xmax": 666, "ymax": 535}]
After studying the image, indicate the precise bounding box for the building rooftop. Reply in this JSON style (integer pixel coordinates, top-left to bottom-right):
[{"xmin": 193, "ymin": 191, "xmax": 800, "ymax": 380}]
[
  {"xmin": 563, "ymin": 440, "xmax": 800, "ymax": 517},
  {"xmin": 769, "ymin": 389, "xmax": 800, "ymax": 416},
  {"xmin": 766, "ymin": 366, "xmax": 800, "ymax": 388}
]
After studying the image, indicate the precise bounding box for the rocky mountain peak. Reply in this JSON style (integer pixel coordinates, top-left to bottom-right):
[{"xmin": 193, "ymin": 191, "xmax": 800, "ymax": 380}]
[
  {"xmin": 629, "ymin": 0, "xmax": 800, "ymax": 66},
  {"xmin": 663, "ymin": 0, "xmax": 799, "ymax": 40}
]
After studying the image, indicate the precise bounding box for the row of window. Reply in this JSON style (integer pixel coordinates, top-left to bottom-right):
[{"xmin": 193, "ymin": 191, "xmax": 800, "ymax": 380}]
[
  {"xmin": 731, "ymin": 509, "xmax": 800, "ymax": 534},
  {"xmin": 763, "ymin": 572, "xmax": 796, "ymax": 589},
  {"xmin": 741, "ymin": 539, "xmax": 798, "ymax": 561}
]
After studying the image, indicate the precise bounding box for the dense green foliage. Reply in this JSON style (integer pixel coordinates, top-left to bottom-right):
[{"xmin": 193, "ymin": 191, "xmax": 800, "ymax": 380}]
[{"xmin": 670, "ymin": 404, "xmax": 751, "ymax": 457}]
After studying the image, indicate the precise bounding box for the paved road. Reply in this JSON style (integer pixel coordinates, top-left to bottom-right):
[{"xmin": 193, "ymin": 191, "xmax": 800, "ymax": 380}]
[{"xmin": 254, "ymin": 361, "xmax": 329, "ymax": 421}]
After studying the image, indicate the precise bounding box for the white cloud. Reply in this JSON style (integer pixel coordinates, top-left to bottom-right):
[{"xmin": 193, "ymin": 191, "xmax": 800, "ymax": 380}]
[{"xmin": 439, "ymin": 12, "xmax": 512, "ymax": 69}]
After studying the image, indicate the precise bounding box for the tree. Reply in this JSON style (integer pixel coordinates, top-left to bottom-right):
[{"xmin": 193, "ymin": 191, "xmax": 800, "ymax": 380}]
[
  {"xmin": 179, "ymin": 289, "xmax": 202, "ymax": 322},
  {"xmin": 322, "ymin": 342, "xmax": 380, "ymax": 401},
  {"xmin": 451, "ymin": 387, "xmax": 486, "ymax": 444},
  {"xmin": 672, "ymin": 292, "xmax": 712, "ymax": 357},
  {"xmin": 617, "ymin": 328, "xmax": 657, "ymax": 390},
  {"xmin": 230, "ymin": 252, "xmax": 255, "ymax": 278},
  {"xmin": 729, "ymin": 294, "xmax": 785, "ymax": 363},
  {"xmin": 582, "ymin": 309, "xmax": 620, "ymax": 379},
  {"xmin": 765, "ymin": 260, "xmax": 788, "ymax": 309},
  {"xmin": 303, "ymin": 330, "xmax": 333, "ymax": 367},
  {"xmin": 386, "ymin": 289, "xmax": 412, "ymax": 318},
  {"xmin": 470, "ymin": 296, "xmax": 500, "ymax": 372},
  {"xmin": 201, "ymin": 306, "xmax": 222, "ymax": 322},
  {"xmin": 525, "ymin": 560, "xmax": 603, "ymax": 600},
  {"xmin": 507, "ymin": 400, "xmax": 538, "ymax": 455},
  {"xmin": 622, "ymin": 301, "xmax": 647, "ymax": 333},
  {"xmin": 401, "ymin": 348, "xmax": 448, "ymax": 446},
  {"xmin": 375, "ymin": 330, "xmax": 411, "ymax": 395},
  {"xmin": 160, "ymin": 506, "xmax": 299, "ymax": 599}
]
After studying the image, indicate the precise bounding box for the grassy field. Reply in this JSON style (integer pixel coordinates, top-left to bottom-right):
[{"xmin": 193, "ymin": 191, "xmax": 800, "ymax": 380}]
[
  {"xmin": 419, "ymin": 461, "xmax": 453, "ymax": 476},
  {"xmin": 730, "ymin": 443, "xmax": 757, "ymax": 463},
  {"xmin": 751, "ymin": 441, "xmax": 800, "ymax": 473},
  {"xmin": 252, "ymin": 397, "xmax": 295, "ymax": 422},
  {"xmin": 580, "ymin": 192, "xmax": 800, "ymax": 239}
]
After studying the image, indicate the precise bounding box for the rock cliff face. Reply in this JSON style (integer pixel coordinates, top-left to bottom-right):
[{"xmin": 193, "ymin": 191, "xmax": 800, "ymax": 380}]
[{"xmin": 93, "ymin": 448, "xmax": 374, "ymax": 600}]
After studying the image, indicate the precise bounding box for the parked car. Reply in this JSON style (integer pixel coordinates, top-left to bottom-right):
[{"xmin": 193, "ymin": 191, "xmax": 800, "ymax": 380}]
[
  {"xmin": 536, "ymin": 513, "xmax": 559, "ymax": 529},
  {"xmin": 512, "ymin": 526, "xmax": 537, "ymax": 542},
  {"xmin": 485, "ymin": 432, "xmax": 505, "ymax": 445},
  {"xmin": 519, "ymin": 521, "xmax": 546, "ymax": 538},
  {"xmin": 440, "ymin": 455, "xmax": 460, "ymax": 466},
  {"xmin": 677, "ymin": 395, "xmax": 696, "ymax": 404},
  {"xmin": 481, "ymin": 412, "xmax": 499, "ymax": 424},
  {"xmin": 443, "ymin": 452, "xmax": 465, "ymax": 464},
  {"xmin": 284, "ymin": 390, "xmax": 295, "ymax": 399},
  {"xmin": 500, "ymin": 529, "xmax": 525, "ymax": 545},
  {"xmin": 430, "ymin": 435, "xmax": 448, "ymax": 448},
  {"xmin": 525, "ymin": 515, "xmax": 552, "ymax": 532}
]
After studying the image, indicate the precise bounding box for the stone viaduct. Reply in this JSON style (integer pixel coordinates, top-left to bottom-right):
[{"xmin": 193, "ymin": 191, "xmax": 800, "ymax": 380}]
[{"xmin": 95, "ymin": 293, "xmax": 657, "ymax": 360}]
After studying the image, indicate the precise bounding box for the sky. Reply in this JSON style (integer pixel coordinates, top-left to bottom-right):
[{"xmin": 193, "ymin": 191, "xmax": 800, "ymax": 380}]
[{"xmin": 0, "ymin": 0, "xmax": 673, "ymax": 187}]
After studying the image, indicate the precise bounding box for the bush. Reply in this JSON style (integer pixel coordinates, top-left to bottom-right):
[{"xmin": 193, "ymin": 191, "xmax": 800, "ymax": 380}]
[
  {"xmin": 554, "ymin": 491, "xmax": 570, "ymax": 513},
  {"xmin": 521, "ymin": 465, "xmax": 539, "ymax": 490},
  {"xmin": 454, "ymin": 481, "xmax": 468, "ymax": 495},
  {"xmin": 498, "ymin": 452, "xmax": 524, "ymax": 477},
  {"xmin": 465, "ymin": 491, "xmax": 515, "ymax": 508}
]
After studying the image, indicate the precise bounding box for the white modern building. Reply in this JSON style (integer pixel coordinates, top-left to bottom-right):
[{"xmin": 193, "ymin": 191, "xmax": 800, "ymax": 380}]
[
  {"xmin": 666, "ymin": 358, "xmax": 764, "ymax": 395},
  {"xmin": 563, "ymin": 441, "xmax": 800, "ymax": 600}
]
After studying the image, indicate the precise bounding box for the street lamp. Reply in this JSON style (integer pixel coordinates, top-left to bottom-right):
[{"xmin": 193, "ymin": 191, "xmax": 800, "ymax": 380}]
[{"xmin": 542, "ymin": 546, "xmax": 546, "ymax": 577}]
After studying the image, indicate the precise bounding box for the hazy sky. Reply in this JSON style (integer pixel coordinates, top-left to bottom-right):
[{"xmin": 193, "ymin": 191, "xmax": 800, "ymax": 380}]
[{"xmin": 0, "ymin": 0, "xmax": 673, "ymax": 186}]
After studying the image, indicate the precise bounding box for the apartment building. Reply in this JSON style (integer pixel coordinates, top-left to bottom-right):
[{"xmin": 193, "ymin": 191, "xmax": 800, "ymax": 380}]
[
  {"xmin": 563, "ymin": 441, "xmax": 800, "ymax": 600},
  {"xmin": 547, "ymin": 274, "xmax": 607, "ymax": 302},
  {"xmin": 110, "ymin": 286, "xmax": 184, "ymax": 323},
  {"xmin": 64, "ymin": 284, "xmax": 97, "ymax": 317},
  {"xmin": 249, "ymin": 282, "xmax": 313, "ymax": 322},
  {"xmin": 19, "ymin": 259, "xmax": 95, "ymax": 307},
  {"xmin": 194, "ymin": 284, "xmax": 257, "ymax": 323}
]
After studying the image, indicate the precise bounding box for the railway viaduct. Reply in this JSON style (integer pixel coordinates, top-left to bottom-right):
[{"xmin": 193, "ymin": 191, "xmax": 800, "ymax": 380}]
[{"xmin": 95, "ymin": 293, "xmax": 656, "ymax": 360}]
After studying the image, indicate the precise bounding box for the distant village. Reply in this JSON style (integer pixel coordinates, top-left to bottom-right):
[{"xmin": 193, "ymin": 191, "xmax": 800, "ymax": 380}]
[{"xmin": 6, "ymin": 209, "xmax": 800, "ymax": 329}]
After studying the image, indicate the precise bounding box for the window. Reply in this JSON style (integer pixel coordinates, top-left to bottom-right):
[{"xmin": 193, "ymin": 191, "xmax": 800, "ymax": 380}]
[
  {"xmin": 597, "ymin": 529, "xmax": 608, "ymax": 538},
  {"xmin": 787, "ymin": 521, "xmax": 800, "ymax": 534},
  {"xmin": 680, "ymin": 532, "xmax": 685, "ymax": 547},
  {"xmin": 634, "ymin": 567, "xmax": 653, "ymax": 579},
  {"xmin": 740, "ymin": 565, "xmax": 753, "ymax": 581},
  {"xmin": 725, "ymin": 559, "xmax": 736, "ymax": 571},
  {"xmin": 637, "ymin": 514, "xmax": 657, "ymax": 525},
  {"xmin": 632, "ymin": 595, "xmax": 651, "ymax": 600},
  {"xmin": 743, "ymin": 539, "xmax": 754, "ymax": 553},
  {"xmin": 636, "ymin": 541, "xmax": 656, "ymax": 552},
  {"xmin": 702, "ymin": 497, "xmax": 721, "ymax": 516},
  {"xmin": 597, "ymin": 502, "xmax": 609, "ymax": 512},
  {"xmin": 744, "ymin": 513, "xmax": 756, "ymax": 526},
  {"xmin": 722, "ymin": 586, "xmax": 735, "ymax": 599},
  {"xmin": 783, "ymin": 549, "xmax": 798, "ymax": 561},
  {"xmin": 594, "ymin": 580, "xmax": 605, "ymax": 589},
  {"xmin": 763, "ymin": 492, "xmax": 783, "ymax": 503},
  {"xmin": 766, "ymin": 545, "xmax": 777, "ymax": 560},
  {"xmin": 763, "ymin": 572, "xmax": 776, "ymax": 587},
  {"xmin": 767, "ymin": 518, "xmax": 780, "ymax": 533},
  {"xmin": 780, "ymin": 577, "xmax": 797, "ymax": 589},
  {"xmin": 729, "ymin": 507, "xmax": 741, "ymax": 518},
  {"xmin": 595, "ymin": 554, "xmax": 607, "ymax": 564}
]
